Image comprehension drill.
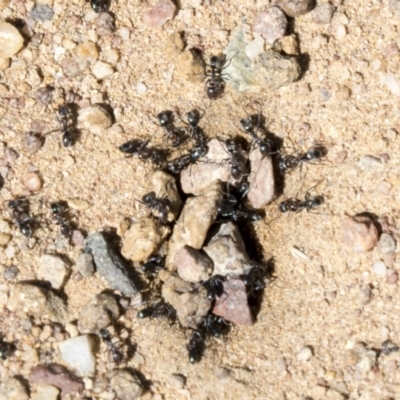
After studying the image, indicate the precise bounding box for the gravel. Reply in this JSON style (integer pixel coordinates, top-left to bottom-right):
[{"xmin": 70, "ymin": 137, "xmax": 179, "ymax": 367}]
[
  {"xmin": 85, "ymin": 232, "xmax": 141, "ymax": 295},
  {"xmin": 37, "ymin": 254, "xmax": 70, "ymax": 290},
  {"xmin": 312, "ymin": 2, "xmax": 335, "ymax": 24},
  {"xmin": 0, "ymin": 21, "xmax": 24, "ymax": 58},
  {"xmin": 253, "ymin": 7, "xmax": 288, "ymax": 45},
  {"xmin": 175, "ymin": 246, "xmax": 213, "ymax": 283},
  {"xmin": 22, "ymin": 172, "xmax": 43, "ymax": 192},
  {"xmin": 0, "ymin": 377, "xmax": 29, "ymax": 400},
  {"xmin": 297, "ymin": 346, "xmax": 313, "ymax": 361},
  {"xmin": 78, "ymin": 105, "xmax": 113, "ymax": 133},
  {"xmin": 377, "ymin": 233, "xmax": 396, "ymax": 254},
  {"xmin": 142, "ymin": 0, "xmax": 176, "ymax": 28},
  {"xmin": 3, "ymin": 265, "xmax": 19, "ymax": 281},
  {"xmin": 372, "ymin": 260, "xmax": 387, "ymax": 277},
  {"xmin": 276, "ymin": 0, "xmax": 315, "ymax": 17},
  {"xmin": 110, "ymin": 370, "xmax": 143, "ymax": 400},
  {"xmin": 75, "ymin": 253, "xmax": 95, "ymax": 277},
  {"xmin": 30, "ymin": 4, "xmax": 55, "ymax": 22}
]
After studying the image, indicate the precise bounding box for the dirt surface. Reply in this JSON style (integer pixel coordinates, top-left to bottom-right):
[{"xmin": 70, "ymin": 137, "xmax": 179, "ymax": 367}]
[{"xmin": 1, "ymin": 0, "xmax": 400, "ymax": 399}]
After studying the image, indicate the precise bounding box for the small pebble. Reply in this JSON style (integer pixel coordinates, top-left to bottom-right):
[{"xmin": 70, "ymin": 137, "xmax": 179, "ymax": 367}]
[
  {"xmin": 76, "ymin": 42, "xmax": 99, "ymax": 64},
  {"xmin": 386, "ymin": 272, "xmax": 399, "ymax": 285},
  {"xmin": 0, "ymin": 21, "xmax": 24, "ymax": 58},
  {"xmin": 76, "ymin": 253, "xmax": 95, "ymax": 277},
  {"xmin": 38, "ymin": 255, "xmax": 70, "ymax": 290},
  {"xmin": 71, "ymin": 230, "xmax": 85, "ymax": 246},
  {"xmin": 359, "ymin": 285, "xmax": 372, "ymax": 306},
  {"xmin": 62, "ymin": 57, "xmax": 89, "ymax": 78},
  {"xmin": 35, "ymin": 86, "xmax": 54, "ymax": 105},
  {"xmin": 22, "ymin": 133, "xmax": 43, "ymax": 154},
  {"xmin": 58, "ymin": 335, "xmax": 96, "ymax": 377},
  {"xmin": 95, "ymin": 12, "xmax": 115, "ymax": 36},
  {"xmin": 22, "ymin": 172, "xmax": 42, "ymax": 192},
  {"xmin": 168, "ymin": 374, "xmax": 185, "ymax": 389},
  {"xmin": 377, "ymin": 233, "xmax": 396, "ymax": 255},
  {"xmin": 341, "ymin": 214, "xmax": 379, "ymax": 253},
  {"xmin": 359, "ymin": 155, "xmax": 383, "ymax": 171},
  {"xmin": 253, "ymin": 7, "xmax": 288, "ymax": 45},
  {"xmin": 382, "ymin": 74, "xmax": 400, "ymax": 97},
  {"xmin": 136, "ymin": 82, "xmax": 147, "ymax": 94},
  {"xmin": 3, "ymin": 265, "xmax": 19, "ymax": 281},
  {"xmin": 372, "ymin": 260, "xmax": 387, "ymax": 277},
  {"xmin": 0, "ymin": 232, "xmax": 11, "ymax": 246},
  {"xmin": 297, "ymin": 346, "xmax": 313, "ymax": 361},
  {"xmin": 110, "ymin": 370, "xmax": 143, "ymax": 400},
  {"xmin": 78, "ymin": 105, "xmax": 112, "ymax": 133},
  {"xmin": 143, "ymin": 0, "xmax": 176, "ymax": 28},
  {"xmin": 0, "ymin": 377, "xmax": 29, "ymax": 400},
  {"xmin": 30, "ymin": 4, "xmax": 54, "ymax": 21},
  {"xmin": 91, "ymin": 61, "xmax": 114, "ymax": 80},
  {"xmin": 276, "ymin": 0, "xmax": 315, "ymax": 17},
  {"xmin": 31, "ymin": 385, "xmax": 60, "ymax": 400},
  {"xmin": 175, "ymin": 246, "xmax": 212, "ymax": 283},
  {"xmin": 312, "ymin": 2, "xmax": 335, "ymax": 24}
]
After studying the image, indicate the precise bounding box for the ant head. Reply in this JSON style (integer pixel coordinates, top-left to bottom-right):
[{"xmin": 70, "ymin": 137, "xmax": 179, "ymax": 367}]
[
  {"xmin": 278, "ymin": 202, "xmax": 288, "ymax": 213},
  {"xmin": 209, "ymin": 55, "xmax": 222, "ymax": 68},
  {"xmin": 240, "ymin": 117, "xmax": 254, "ymax": 132},
  {"xmin": 119, "ymin": 139, "xmax": 142, "ymax": 154},
  {"xmin": 187, "ymin": 110, "xmax": 200, "ymax": 126},
  {"xmin": 62, "ymin": 132, "xmax": 74, "ymax": 147},
  {"xmin": 191, "ymin": 144, "xmax": 208, "ymax": 160},
  {"xmin": 90, "ymin": 0, "xmax": 108, "ymax": 13},
  {"xmin": 142, "ymin": 192, "xmax": 156, "ymax": 204},
  {"xmin": 58, "ymin": 105, "xmax": 69, "ymax": 116},
  {"xmin": 311, "ymin": 196, "xmax": 324, "ymax": 206},
  {"xmin": 98, "ymin": 328, "xmax": 111, "ymax": 340},
  {"xmin": 20, "ymin": 223, "xmax": 32, "ymax": 237},
  {"xmin": 157, "ymin": 111, "xmax": 173, "ymax": 127},
  {"xmin": 259, "ymin": 142, "xmax": 271, "ymax": 156},
  {"xmin": 50, "ymin": 202, "xmax": 61, "ymax": 213},
  {"xmin": 305, "ymin": 145, "xmax": 327, "ymax": 161}
]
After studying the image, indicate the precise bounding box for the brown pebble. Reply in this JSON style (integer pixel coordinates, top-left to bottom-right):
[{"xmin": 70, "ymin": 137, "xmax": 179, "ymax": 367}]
[
  {"xmin": 71, "ymin": 230, "xmax": 85, "ymax": 247},
  {"xmin": 213, "ymin": 278, "xmax": 254, "ymax": 326},
  {"xmin": 341, "ymin": 214, "xmax": 379, "ymax": 253},
  {"xmin": 387, "ymin": 272, "xmax": 399, "ymax": 285},
  {"xmin": 143, "ymin": 0, "xmax": 176, "ymax": 28},
  {"xmin": 22, "ymin": 172, "xmax": 42, "ymax": 192},
  {"xmin": 276, "ymin": 0, "xmax": 315, "ymax": 18}
]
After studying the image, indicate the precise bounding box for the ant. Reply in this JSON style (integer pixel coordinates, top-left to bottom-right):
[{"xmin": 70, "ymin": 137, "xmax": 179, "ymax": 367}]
[
  {"xmin": 137, "ymin": 302, "xmax": 176, "ymax": 320},
  {"xmin": 8, "ymin": 198, "xmax": 34, "ymax": 237},
  {"xmin": 202, "ymin": 275, "xmax": 225, "ymax": 302},
  {"xmin": 141, "ymin": 254, "xmax": 165, "ymax": 278},
  {"xmin": 165, "ymin": 143, "xmax": 208, "ymax": 175},
  {"xmin": 0, "ymin": 335, "xmax": 16, "ymax": 360},
  {"xmin": 187, "ymin": 329, "xmax": 206, "ymax": 363},
  {"xmin": 204, "ymin": 314, "xmax": 229, "ymax": 338},
  {"xmin": 240, "ymin": 114, "xmax": 275, "ymax": 157},
  {"xmin": 86, "ymin": 0, "xmax": 109, "ymax": 13},
  {"xmin": 278, "ymin": 145, "xmax": 327, "ymax": 173},
  {"xmin": 50, "ymin": 202, "xmax": 71, "ymax": 237},
  {"xmin": 241, "ymin": 263, "xmax": 267, "ymax": 293},
  {"xmin": 278, "ymin": 194, "xmax": 324, "ymax": 213},
  {"xmin": 98, "ymin": 328, "xmax": 124, "ymax": 363},
  {"xmin": 119, "ymin": 139, "xmax": 168, "ymax": 168},
  {"xmin": 156, "ymin": 111, "xmax": 189, "ymax": 148},
  {"xmin": 205, "ymin": 55, "xmax": 226, "ymax": 99},
  {"xmin": 224, "ymin": 138, "xmax": 248, "ymax": 181},
  {"xmin": 56, "ymin": 104, "xmax": 78, "ymax": 147},
  {"xmin": 186, "ymin": 110, "xmax": 207, "ymax": 146},
  {"xmin": 140, "ymin": 192, "xmax": 170, "ymax": 224}
]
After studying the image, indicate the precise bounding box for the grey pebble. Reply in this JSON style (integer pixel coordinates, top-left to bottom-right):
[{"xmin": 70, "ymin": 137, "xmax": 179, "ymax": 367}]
[
  {"xmin": 377, "ymin": 233, "xmax": 396, "ymax": 255},
  {"xmin": 204, "ymin": 222, "xmax": 250, "ymax": 276},
  {"xmin": 312, "ymin": 2, "xmax": 335, "ymax": 24},
  {"xmin": 30, "ymin": 4, "xmax": 55, "ymax": 22},
  {"xmin": 110, "ymin": 370, "xmax": 142, "ymax": 400},
  {"xmin": 85, "ymin": 232, "xmax": 140, "ymax": 296},
  {"xmin": 253, "ymin": 6, "xmax": 287, "ymax": 45},
  {"xmin": 3, "ymin": 265, "xmax": 19, "ymax": 281},
  {"xmin": 76, "ymin": 253, "xmax": 95, "ymax": 277},
  {"xmin": 78, "ymin": 292, "xmax": 120, "ymax": 334}
]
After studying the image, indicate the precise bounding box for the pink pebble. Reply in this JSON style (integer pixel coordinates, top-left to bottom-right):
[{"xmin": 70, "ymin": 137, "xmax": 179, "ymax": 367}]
[{"xmin": 143, "ymin": 0, "xmax": 176, "ymax": 28}]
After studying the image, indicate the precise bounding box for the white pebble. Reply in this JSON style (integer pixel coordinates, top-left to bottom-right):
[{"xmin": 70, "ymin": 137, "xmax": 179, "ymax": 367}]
[
  {"xmin": 136, "ymin": 82, "xmax": 147, "ymax": 94},
  {"xmin": 58, "ymin": 335, "xmax": 96, "ymax": 377},
  {"xmin": 91, "ymin": 61, "xmax": 114, "ymax": 80},
  {"xmin": 297, "ymin": 346, "xmax": 313, "ymax": 361},
  {"xmin": 78, "ymin": 105, "xmax": 112, "ymax": 133},
  {"xmin": 37, "ymin": 255, "xmax": 70, "ymax": 290},
  {"xmin": 382, "ymin": 74, "xmax": 400, "ymax": 97},
  {"xmin": 0, "ymin": 21, "xmax": 24, "ymax": 58},
  {"xmin": 372, "ymin": 260, "xmax": 387, "ymax": 277},
  {"xmin": 335, "ymin": 24, "xmax": 347, "ymax": 40},
  {"xmin": 5, "ymin": 245, "xmax": 16, "ymax": 258},
  {"xmin": 245, "ymin": 34, "xmax": 265, "ymax": 59}
]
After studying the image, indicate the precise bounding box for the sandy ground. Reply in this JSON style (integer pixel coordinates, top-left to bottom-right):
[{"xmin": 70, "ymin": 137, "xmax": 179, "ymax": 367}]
[{"xmin": 1, "ymin": 0, "xmax": 400, "ymax": 399}]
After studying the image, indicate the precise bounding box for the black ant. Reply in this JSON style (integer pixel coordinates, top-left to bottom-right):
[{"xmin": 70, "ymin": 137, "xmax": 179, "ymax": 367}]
[
  {"xmin": 186, "ymin": 110, "xmax": 207, "ymax": 146},
  {"xmin": 278, "ymin": 145, "xmax": 327, "ymax": 173},
  {"xmin": 141, "ymin": 254, "xmax": 165, "ymax": 278},
  {"xmin": 98, "ymin": 328, "xmax": 124, "ymax": 363},
  {"xmin": 56, "ymin": 104, "xmax": 78, "ymax": 147},
  {"xmin": 240, "ymin": 114, "xmax": 275, "ymax": 157},
  {"xmin": 140, "ymin": 192, "xmax": 170, "ymax": 224},
  {"xmin": 202, "ymin": 275, "xmax": 225, "ymax": 302},
  {"xmin": 86, "ymin": 0, "xmax": 109, "ymax": 13},
  {"xmin": 187, "ymin": 329, "xmax": 206, "ymax": 363},
  {"xmin": 50, "ymin": 202, "xmax": 71, "ymax": 237},
  {"xmin": 156, "ymin": 111, "xmax": 189, "ymax": 148},
  {"xmin": 224, "ymin": 138, "xmax": 248, "ymax": 181},
  {"xmin": 137, "ymin": 302, "xmax": 176, "ymax": 320},
  {"xmin": 204, "ymin": 314, "xmax": 229, "ymax": 338},
  {"xmin": 205, "ymin": 55, "xmax": 226, "ymax": 99},
  {"xmin": 8, "ymin": 198, "xmax": 34, "ymax": 237},
  {"xmin": 165, "ymin": 143, "xmax": 208, "ymax": 175},
  {"xmin": 241, "ymin": 263, "xmax": 267, "ymax": 293},
  {"xmin": 217, "ymin": 198, "xmax": 262, "ymax": 222},
  {"xmin": 119, "ymin": 139, "xmax": 168, "ymax": 168},
  {"xmin": 0, "ymin": 334, "xmax": 16, "ymax": 360},
  {"xmin": 278, "ymin": 194, "xmax": 324, "ymax": 213}
]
